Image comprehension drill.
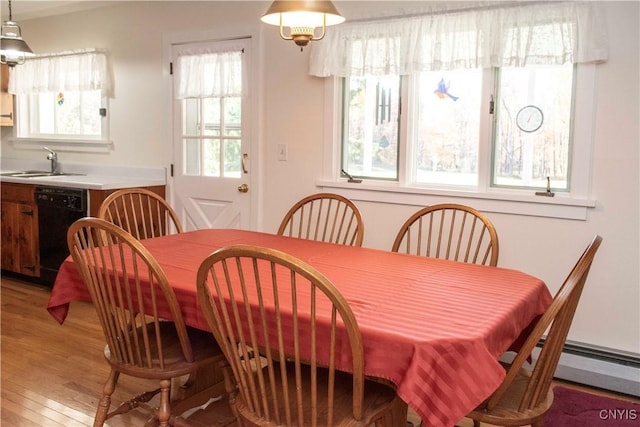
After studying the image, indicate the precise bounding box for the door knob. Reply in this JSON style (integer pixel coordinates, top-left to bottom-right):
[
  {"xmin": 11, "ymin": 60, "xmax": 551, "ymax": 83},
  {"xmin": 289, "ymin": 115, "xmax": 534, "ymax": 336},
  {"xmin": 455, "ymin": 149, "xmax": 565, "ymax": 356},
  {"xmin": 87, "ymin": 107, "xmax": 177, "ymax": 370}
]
[{"xmin": 237, "ymin": 184, "xmax": 249, "ymax": 193}]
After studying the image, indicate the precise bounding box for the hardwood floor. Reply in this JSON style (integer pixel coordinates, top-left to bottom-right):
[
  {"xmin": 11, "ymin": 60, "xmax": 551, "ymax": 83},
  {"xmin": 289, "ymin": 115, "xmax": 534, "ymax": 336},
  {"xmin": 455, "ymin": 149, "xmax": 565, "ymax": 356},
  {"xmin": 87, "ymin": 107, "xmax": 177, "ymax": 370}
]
[
  {"xmin": 1, "ymin": 276, "xmax": 637, "ymax": 427},
  {"xmin": 1, "ymin": 277, "xmax": 159, "ymax": 426}
]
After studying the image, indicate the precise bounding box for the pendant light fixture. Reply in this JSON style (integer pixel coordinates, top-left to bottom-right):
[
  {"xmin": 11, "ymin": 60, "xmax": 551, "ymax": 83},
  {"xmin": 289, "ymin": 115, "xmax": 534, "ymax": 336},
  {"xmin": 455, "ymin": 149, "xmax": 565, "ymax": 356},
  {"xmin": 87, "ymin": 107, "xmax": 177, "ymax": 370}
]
[
  {"xmin": 261, "ymin": 1, "xmax": 345, "ymax": 50},
  {"xmin": 1, "ymin": 0, "xmax": 35, "ymax": 67}
]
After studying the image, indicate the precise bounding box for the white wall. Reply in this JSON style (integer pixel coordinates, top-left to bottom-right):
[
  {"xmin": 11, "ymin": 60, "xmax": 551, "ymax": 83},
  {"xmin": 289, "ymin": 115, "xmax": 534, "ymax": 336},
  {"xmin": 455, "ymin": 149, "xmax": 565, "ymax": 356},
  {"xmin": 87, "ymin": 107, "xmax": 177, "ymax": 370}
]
[{"xmin": 2, "ymin": 1, "xmax": 638, "ymax": 357}]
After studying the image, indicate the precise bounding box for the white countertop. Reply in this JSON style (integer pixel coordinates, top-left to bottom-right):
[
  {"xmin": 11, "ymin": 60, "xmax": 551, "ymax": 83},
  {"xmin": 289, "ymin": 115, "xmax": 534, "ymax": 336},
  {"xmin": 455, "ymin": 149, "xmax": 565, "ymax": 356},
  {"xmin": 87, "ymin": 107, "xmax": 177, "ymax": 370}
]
[
  {"xmin": 0, "ymin": 174, "xmax": 165, "ymax": 190},
  {"xmin": 0, "ymin": 160, "xmax": 166, "ymax": 190}
]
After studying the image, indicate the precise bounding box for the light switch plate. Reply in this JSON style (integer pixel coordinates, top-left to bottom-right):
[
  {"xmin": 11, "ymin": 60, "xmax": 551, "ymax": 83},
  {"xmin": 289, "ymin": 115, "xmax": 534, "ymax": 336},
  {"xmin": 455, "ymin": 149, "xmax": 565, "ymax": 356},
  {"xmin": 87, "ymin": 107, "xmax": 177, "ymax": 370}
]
[{"xmin": 277, "ymin": 144, "xmax": 288, "ymax": 161}]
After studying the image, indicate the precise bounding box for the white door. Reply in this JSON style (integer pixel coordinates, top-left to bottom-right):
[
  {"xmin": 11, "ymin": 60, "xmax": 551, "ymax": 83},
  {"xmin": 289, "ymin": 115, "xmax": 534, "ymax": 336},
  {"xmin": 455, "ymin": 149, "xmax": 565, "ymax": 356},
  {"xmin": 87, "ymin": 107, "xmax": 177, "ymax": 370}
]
[{"xmin": 171, "ymin": 38, "xmax": 252, "ymax": 230}]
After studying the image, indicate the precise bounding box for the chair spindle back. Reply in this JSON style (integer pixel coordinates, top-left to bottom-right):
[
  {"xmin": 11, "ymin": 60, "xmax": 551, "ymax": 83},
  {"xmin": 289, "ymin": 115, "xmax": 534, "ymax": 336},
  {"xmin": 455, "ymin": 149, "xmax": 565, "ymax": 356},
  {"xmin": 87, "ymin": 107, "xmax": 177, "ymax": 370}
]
[
  {"xmin": 197, "ymin": 245, "xmax": 366, "ymax": 426},
  {"xmin": 277, "ymin": 193, "xmax": 364, "ymax": 247},
  {"xmin": 392, "ymin": 203, "xmax": 499, "ymax": 266},
  {"xmin": 98, "ymin": 188, "xmax": 183, "ymax": 240},
  {"xmin": 67, "ymin": 217, "xmax": 194, "ymax": 369}
]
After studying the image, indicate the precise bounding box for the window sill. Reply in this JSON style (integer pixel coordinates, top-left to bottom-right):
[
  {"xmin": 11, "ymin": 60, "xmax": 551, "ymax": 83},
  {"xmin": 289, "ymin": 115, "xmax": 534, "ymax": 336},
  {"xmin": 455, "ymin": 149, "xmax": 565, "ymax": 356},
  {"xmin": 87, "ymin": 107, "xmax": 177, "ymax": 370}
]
[
  {"xmin": 10, "ymin": 137, "xmax": 112, "ymax": 153},
  {"xmin": 317, "ymin": 179, "xmax": 596, "ymax": 220}
]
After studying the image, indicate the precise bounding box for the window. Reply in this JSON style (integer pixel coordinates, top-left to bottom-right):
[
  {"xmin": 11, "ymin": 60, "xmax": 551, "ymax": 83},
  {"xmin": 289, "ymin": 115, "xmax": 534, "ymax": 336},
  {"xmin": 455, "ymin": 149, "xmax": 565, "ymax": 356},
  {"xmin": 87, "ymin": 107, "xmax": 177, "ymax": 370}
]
[
  {"xmin": 414, "ymin": 70, "xmax": 482, "ymax": 188},
  {"xmin": 342, "ymin": 75, "xmax": 400, "ymax": 181},
  {"xmin": 342, "ymin": 64, "xmax": 574, "ymax": 193},
  {"xmin": 182, "ymin": 96, "xmax": 242, "ymax": 178},
  {"xmin": 311, "ymin": 2, "xmax": 607, "ymax": 219},
  {"xmin": 493, "ymin": 64, "xmax": 575, "ymax": 191},
  {"xmin": 9, "ymin": 49, "xmax": 111, "ymax": 145},
  {"xmin": 175, "ymin": 44, "xmax": 245, "ymax": 179},
  {"xmin": 182, "ymin": 96, "xmax": 242, "ymax": 177},
  {"xmin": 16, "ymin": 90, "xmax": 106, "ymax": 140}
]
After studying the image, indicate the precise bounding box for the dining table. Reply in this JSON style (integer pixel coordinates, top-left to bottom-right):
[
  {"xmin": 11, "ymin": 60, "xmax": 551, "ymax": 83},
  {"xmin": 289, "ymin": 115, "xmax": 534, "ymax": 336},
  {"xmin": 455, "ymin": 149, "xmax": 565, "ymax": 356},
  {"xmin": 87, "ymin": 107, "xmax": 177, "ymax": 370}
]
[{"xmin": 47, "ymin": 228, "xmax": 552, "ymax": 427}]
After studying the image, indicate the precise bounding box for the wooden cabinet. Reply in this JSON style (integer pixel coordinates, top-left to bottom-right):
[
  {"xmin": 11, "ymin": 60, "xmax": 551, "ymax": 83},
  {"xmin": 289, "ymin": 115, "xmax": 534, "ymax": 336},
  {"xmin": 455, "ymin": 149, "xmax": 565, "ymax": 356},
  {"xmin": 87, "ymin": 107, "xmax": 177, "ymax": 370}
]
[
  {"xmin": 0, "ymin": 183, "xmax": 166, "ymax": 281},
  {"xmin": 0, "ymin": 63, "xmax": 13, "ymax": 126},
  {"xmin": 1, "ymin": 183, "xmax": 39, "ymax": 276}
]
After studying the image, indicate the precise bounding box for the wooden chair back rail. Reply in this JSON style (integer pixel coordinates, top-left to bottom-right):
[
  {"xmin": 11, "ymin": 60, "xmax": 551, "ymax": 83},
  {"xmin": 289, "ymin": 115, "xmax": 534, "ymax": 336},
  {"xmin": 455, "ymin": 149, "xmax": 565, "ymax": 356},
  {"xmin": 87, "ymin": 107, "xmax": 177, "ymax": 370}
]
[
  {"xmin": 98, "ymin": 188, "xmax": 183, "ymax": 240},
  {"xmin": 277, "ymin": 193, "xmax": 365, "ymax": 247},
  {"xmin": 392, "ymin": 203, "xmax": 499, "ymax": 266},
  {"xmin": 486, "ymin": 235, "xmax": 602, "ymax": 413},
  {"xmin": 68, "ymin": 219, "xmax": 193, "ymax": 368},
  {"xmin": 197, "ymin": 245, "xmax": 397, "ymax": 427}
]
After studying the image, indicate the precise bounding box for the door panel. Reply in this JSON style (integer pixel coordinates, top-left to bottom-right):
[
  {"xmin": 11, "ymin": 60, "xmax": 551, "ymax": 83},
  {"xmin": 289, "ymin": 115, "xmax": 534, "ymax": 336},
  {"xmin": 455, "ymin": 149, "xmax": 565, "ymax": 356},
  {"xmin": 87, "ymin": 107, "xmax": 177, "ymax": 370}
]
[
  {"xmin": 171, "ymin": 38, "xmax": 252, "ymax": 231},
  {"xmin": 175, "ymin": 177, "xmax": 248, "ymax": 230}
]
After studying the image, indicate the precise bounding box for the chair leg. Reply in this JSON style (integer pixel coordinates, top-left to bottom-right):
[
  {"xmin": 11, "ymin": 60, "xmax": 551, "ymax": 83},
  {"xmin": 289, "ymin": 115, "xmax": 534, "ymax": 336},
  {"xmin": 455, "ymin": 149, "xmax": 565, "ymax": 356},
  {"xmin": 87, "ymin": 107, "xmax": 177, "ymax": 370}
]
[
  {"xmin": 157, "ymin": 379, "xmax": 172, "ymax": 427},
  {"xmin": 532, "ymin": 417, "xmax": 544, "ymax": 427},
  {"xmin": 221, "ymin": 363, "xmax": 241, "ymax": 423},
  {"xmin": 93, "ymin": 369, "xmax": 119, "ymax": 427}
]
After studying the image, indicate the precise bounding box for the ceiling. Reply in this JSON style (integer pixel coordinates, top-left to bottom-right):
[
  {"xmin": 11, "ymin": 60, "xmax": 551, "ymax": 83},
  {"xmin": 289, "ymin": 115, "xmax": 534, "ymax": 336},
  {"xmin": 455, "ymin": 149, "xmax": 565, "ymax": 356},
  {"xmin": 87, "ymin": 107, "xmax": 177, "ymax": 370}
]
[{"xmin": 2, "ymin": 1, "xmax": 116, "ymax": 21}]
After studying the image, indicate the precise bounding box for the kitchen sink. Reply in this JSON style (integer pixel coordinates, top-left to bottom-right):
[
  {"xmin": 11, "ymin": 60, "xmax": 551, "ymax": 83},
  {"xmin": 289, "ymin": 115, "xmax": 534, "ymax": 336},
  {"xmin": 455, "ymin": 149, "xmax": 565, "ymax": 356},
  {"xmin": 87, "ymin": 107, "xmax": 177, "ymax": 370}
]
[{"xmin": 1, "ymin": 170, "xmax": 86, "ymax": 178}]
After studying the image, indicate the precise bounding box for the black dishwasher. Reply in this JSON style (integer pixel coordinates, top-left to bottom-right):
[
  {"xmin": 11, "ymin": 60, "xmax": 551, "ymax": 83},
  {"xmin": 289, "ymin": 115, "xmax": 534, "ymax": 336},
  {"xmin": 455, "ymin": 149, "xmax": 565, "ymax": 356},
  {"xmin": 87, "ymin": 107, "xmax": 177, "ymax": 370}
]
[{"xmin": 35, "ymin": 186, "xmax": 87, "ymax": 286}]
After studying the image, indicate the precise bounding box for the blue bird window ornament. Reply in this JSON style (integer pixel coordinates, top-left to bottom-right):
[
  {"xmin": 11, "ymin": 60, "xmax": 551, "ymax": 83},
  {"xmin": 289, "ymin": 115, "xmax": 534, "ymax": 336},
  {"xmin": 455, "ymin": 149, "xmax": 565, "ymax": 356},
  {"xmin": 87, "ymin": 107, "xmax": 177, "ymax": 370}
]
[{"xmin": 434, "ymin": 78, "xmax": 459, "ymax": 101}]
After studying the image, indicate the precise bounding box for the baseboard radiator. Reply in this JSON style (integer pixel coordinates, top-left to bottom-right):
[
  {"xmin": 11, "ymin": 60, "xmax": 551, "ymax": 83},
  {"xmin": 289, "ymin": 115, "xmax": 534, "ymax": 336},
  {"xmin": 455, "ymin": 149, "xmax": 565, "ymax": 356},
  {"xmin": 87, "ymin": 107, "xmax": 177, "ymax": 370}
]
[{"xmin": 501, "ymin": 340, "xmax": 640, "ymax": 397}]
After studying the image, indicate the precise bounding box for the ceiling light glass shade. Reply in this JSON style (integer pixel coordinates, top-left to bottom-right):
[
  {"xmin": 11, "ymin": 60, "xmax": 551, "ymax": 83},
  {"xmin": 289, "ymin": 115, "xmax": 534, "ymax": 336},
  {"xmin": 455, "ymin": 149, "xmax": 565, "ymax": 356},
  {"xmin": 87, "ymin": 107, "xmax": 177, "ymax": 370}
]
[
  {"xmin": 0, "ymin": 20, "xmax": 35, "ymax": 67},
  {"xmin": 261, "ymin": 1, "xmax": 345, "ymax": 47}
]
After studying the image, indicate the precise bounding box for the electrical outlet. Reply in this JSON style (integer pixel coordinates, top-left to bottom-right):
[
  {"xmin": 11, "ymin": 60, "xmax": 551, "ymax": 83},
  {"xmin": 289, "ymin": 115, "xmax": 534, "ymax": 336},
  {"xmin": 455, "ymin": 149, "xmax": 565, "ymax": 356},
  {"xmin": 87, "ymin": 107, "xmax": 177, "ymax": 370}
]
[{"xmin": 277, "ymin": 144, "xmax": 288, "ymax": 161}]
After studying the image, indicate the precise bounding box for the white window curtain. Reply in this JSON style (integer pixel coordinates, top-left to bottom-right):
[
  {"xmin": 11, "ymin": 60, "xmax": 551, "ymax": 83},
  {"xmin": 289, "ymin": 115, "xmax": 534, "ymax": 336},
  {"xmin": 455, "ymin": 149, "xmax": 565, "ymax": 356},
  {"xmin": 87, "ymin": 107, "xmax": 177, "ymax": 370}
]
[
  {"xmin": 9, "ymin": 48, "xmax": 112, "ymax": 96},
  {"xmin": 309, "ymin": 1, "xmax": 608, "ymax": 77},
  {"xmin": 175, "ymin": 44, "xmax": 246, "ymax": 99}
]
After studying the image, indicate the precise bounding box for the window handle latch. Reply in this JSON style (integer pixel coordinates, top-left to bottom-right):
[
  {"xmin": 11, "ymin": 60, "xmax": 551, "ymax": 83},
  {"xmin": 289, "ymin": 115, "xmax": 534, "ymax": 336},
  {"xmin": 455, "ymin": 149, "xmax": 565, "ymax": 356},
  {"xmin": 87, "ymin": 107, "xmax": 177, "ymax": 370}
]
[
  {"xmin": 535, "ymin": 176, "xmax": 555, "ymax": 197},
  {"xmin": 489, "ymin": 95, "xmax": 494, "ymax": 114},
  {"xmin": 341, "ymin": 169, "xmax": 362, "ymax": 184}
]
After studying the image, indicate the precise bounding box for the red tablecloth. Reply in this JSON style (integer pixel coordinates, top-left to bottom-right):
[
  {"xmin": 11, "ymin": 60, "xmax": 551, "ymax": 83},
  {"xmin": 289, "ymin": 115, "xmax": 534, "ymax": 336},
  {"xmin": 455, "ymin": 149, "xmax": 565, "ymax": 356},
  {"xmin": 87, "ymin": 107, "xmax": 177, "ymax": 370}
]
[{"xmin": 48, "ymin": 229, "xmax": 552, "ymax": 427}]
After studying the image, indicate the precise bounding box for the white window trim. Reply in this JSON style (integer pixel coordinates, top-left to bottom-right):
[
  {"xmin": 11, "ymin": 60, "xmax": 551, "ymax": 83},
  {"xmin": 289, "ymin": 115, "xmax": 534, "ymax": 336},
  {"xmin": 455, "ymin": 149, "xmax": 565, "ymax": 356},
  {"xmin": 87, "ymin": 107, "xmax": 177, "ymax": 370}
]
[
  {"xmin": 7, "ymin": 137, "xmax": 113, "ymax": 153},
  {"xmin": 8, "ymin": 48, "xmax": 113, "ymax": 153},
  {"xmin": 10, "ymin": 94, "xmax": 112, "ymax": 152},
  {"xmin": 319, "ymin": 65, "xmax": 597, "ymax": 221}
]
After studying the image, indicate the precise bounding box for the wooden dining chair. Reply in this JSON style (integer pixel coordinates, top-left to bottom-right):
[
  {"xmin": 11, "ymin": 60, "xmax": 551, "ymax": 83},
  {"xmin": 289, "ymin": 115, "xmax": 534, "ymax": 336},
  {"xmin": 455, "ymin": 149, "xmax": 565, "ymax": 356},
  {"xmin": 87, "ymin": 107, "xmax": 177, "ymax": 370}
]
[
  {"xmin": 67, "ymin": 217, "xmax": 224, "ymax": 427},
  {"xmin": 98, "ymin": 188, "xmax": 183, "ymax": 239},
  {"xmin": 391, "ymin": 203, "xmax": 499, "ymax": 266},
  {"xmin": 466, "ymin": 235, "xmax": 603, "ymax": 427},
  {"xmin": 277, "ymin": 193, "xmax": 365, "ymax": 246},
  {"xmin": 196, "ymin": 245, "xmax": 401, "ymax": 427}
]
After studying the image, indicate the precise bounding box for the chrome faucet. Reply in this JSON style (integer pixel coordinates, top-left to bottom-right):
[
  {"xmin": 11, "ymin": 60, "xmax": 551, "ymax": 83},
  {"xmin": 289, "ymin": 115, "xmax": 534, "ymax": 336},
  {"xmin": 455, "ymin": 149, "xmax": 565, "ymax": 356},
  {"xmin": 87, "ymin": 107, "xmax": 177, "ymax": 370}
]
[{"xmin": 43, "ymin": 146, "xmax": 58, "ymax": 174}]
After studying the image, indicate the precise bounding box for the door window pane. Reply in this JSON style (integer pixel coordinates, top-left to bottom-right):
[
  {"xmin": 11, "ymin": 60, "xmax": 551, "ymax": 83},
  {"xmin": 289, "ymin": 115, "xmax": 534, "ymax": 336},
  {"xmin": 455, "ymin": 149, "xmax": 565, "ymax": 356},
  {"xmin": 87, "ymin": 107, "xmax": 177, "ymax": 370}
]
[
  {"xmin": 203, "ymin": 98, "xmax": 221, "ymax": 136},
  {"xmin": 182, "ymin": 95, "xmax": 243, "ymax": 178},
  {"xmin": 203, "ymin": 139, "xmax": 221, "ymax": 176},
  {"xmin": 224, "ymin": 97, "xmax": 241, "ymax": 137},
  {"xmin": 184, "ymin": 138, "xmax": 201, "ymax": 175},
  {"xmin": 224, "ymin": 139, "xmax": 242, "ymax": 177},
  {"xmin": 183, "ymin": 98, "xmax": 201, "ymax": 135}
]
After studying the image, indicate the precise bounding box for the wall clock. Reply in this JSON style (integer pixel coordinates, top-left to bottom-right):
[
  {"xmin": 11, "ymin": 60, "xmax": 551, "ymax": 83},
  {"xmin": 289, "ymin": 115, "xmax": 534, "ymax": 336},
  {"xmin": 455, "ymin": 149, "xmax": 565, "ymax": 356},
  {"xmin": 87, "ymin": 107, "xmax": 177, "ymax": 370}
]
[{"xmin": 516, "ymin": 105, "xmax": 544, "ymax": 133}]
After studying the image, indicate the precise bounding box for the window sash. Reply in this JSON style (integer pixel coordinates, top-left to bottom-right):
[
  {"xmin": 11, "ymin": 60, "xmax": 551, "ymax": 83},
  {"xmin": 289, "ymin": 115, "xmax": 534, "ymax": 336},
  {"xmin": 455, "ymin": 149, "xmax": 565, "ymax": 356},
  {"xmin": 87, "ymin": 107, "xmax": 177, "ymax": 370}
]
[
  {"xmin": 340, "ymin": 65, "xmax": 575, "ymax": 191},
  {"xmin": 16, "ymin": 91, "xmax": 108, "ymax": 140},
  {"xmin": 491, "ymin": 64, "xmax": 576, "ymax": 192}
]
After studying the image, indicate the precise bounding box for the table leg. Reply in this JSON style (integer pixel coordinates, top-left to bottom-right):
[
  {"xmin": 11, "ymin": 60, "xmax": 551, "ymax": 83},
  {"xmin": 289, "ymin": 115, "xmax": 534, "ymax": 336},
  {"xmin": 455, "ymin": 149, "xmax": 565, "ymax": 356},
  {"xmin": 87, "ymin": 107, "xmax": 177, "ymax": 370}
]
[{"xmin": 170, "ymin": 358, "xmax": 226, "ymax": 415}]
